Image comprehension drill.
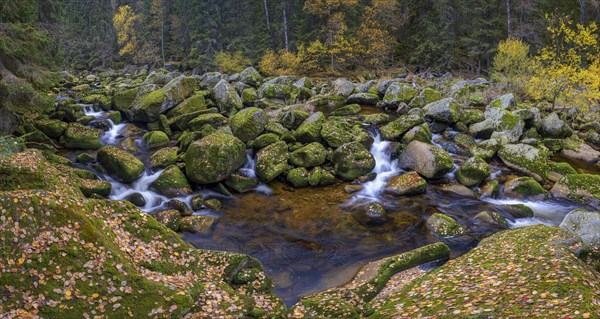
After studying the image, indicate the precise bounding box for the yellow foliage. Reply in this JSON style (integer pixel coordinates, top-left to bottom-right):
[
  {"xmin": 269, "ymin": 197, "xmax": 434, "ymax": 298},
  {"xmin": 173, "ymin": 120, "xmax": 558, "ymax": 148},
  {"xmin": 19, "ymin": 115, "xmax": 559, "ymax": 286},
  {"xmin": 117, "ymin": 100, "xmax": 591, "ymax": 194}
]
[
  {"xmin": 113, "ymin": 5, "xmax": 138, "ymax": 57},
  {"xmin": 358, "ymin": 5, "xmax": 396, "ymax": 68},
  {"xmin": 492, "ymin": 38, "xmax": 531, "ymax": 94},
  {"xmin": 304, "ymin": 0, "xmax": 360, "ymax": 16},
  {"xmin": 259, "ymin": 49, "xmax": 299, "ymax": 76},
  {"xmin": 525, "ymin": 15, "xmax": 600, "ymax": 109},
  {"xmin": 214, "ymin": 51, "xmax": 251, "ymax": 74}
]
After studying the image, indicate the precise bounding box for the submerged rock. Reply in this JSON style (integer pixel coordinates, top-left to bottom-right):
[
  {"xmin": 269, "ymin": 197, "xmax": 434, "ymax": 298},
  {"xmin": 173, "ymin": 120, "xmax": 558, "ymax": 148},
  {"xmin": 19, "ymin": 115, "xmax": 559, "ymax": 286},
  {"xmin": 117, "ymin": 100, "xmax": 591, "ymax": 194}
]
[
  {"xmin": 426, "ymin": 213, "xmax": 464, "ymax": 237},
  {"xmin": 353, "ymin": 202, "xmax": 388, "ymax": 226},
  {"xmin": 184, "ymin": 133, "xmax": 246, "ymax": 184}
]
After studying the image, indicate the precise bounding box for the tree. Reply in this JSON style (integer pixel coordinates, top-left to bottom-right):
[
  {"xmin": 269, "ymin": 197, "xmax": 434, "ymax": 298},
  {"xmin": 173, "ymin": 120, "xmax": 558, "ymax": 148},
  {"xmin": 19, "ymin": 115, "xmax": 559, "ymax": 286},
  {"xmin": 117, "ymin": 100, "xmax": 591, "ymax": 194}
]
[
  {"xmin": 492, "ymin": 38, "xmax": 531, "ymax": 94},
  {"xmin": 357, "ymin": 0, "xmax": 400, "ymax": 68},
  {"xmin": 113, "ymin": 5, "xmax": 138, "ymax": 58}
]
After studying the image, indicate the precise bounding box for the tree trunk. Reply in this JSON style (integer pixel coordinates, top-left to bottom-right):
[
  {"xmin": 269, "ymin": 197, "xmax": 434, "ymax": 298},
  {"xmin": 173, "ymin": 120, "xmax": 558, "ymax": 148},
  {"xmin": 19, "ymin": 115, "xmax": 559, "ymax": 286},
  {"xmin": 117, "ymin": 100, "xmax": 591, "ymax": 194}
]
[
  {"xmin": 161, "ymin": 20, "xmax": 166, "ymax": 67},
  {"xmin": 580, "ymin": 0, "xmax": 586, "ymax": 24},
  {"xmin": 282, "ymin": 1, "xmax": 289, "ymax": 52},
  {"xmin": 263, "ymin": 0, "xmax": 271, "ymax": 33},
  {"xmin": 506, "ymin": 0, "xmax": 511, "ymax": 37}
]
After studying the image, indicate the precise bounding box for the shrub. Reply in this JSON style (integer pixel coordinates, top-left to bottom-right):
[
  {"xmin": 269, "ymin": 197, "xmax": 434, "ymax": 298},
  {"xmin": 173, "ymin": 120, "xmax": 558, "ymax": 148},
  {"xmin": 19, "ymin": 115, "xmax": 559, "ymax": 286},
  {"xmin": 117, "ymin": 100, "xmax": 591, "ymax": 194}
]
[
  {"xmin": 214, "ymin": 51, "xmax": 251, "ymax": 74},
  {"xmin": 259, "ymin": 49, "xmax": 299, "ymax": 76},
  {"xmin": 492, "ymin": 38, "xmax": 531, "ymax": 95}
]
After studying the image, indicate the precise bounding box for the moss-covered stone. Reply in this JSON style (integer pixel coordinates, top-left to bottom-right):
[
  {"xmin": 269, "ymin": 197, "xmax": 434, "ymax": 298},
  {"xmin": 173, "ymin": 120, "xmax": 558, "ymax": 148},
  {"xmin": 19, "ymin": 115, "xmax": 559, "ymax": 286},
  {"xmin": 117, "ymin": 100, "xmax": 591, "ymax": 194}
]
[
  {"xmin": 401, "ymin": 124, "xmax": 432, "ymax": 144},
  {"xmin": 169, "ymin": 107, "xmax": 219, "ymax": 131},
  {"xmin": 399, "ymin": 140, "xmax": 454, "ymax": 179},
  {"xmin": 78, "ymin": 179, "xmax": 112, "ymax": 198},
  {"xmin": 381, "ymin": 82, "xmax": 418, "ymax": 107},
  {"xmin": 82, "ymin": 94, "xmax": 111, "ymax": 110},
  {"xmin": 225, "ymin": 173, "xmax": 259, "ymax": 193},
  {"xmin": 455, "ymin": 156, "xmax": 490, "ymax": 187},
  {"xmin": 504, "ymin": 176, "xmax": 548, "ymax": 199},
  {"xmin": 184, "ymin": 133, "xmax": 247, "ymax": 184},
  {"xmin": 320, "ymin": 120, "xmax": 355, "ymax": 148},
  {"xmin": 332, "ymin": 142, "xmax": 375, "ymax": 181},
  {"xmin": 498, "ymin": 143, "xmax": 549, "ymax": 181},
  {"xmin": 242, "ymin": 88, "xmax": 259, "ymax": 104},
  {"xmin": 471, "ymin": 138, "xmax": 500, "ymax": 160},
  {"xmin": 550, "ymin": 174, "xmax": 600, "ymax": 207},
  {"xmin": 289, "ymin": 142, "xmax": 327, "ymax": 168},
  {"xmin": 154, "ymin": 210, "xmax": 181, "ymax": 231},
  {"xmin": 255, "ymin": 141, "xmax": 289, "ymax": 182},
  {"xmin": 111, "ymin": 88, "xmax": 137, "ymax": 112},
  {"xmin": 127, "ymin": 89, "xmax": 165, "ymax": 122},
  {"xmin": 166, "ymin": 93, "xmax": 208, "ymax": 118},
  {"xmin": 229, "ymin": 107, "xmax": 268, "ymax": 142},
  {"xmin": 278, "ymin": 110, "xmax": 310, "ymax": 130},
  {"xmin": 548, "ymin": 161, "xmax": 577, "ymax": 182},
  {"xmin": 188, "ymin": 113, "xmax": 227, "ymax": 131},
  {"xmin": 75, "ymin": 152, "xmax": 95, "ymax": 164},
  {"xmin": 212, "ymin": 80, "xmax": 243, "ymax": 114},
  {"xmin": 423, "ymin": 98, "xmax": 461, "ymax": 123},
  {"xmin": 179, "ymin": 215, "xmax": 217, "ymax": 235},
  {"xmin": 380, "ymin": 113, "xmax": 423, "ymax": 141},
  {"xmin": 347, "ymin": 93, "xmax": 379, "ymax": 105},
  {"xmin": 162, "ymin": 75, "xmax": 197, "ymax": 112},
  {"xmin": 142, "ymin": 130, "xmax": 170, "ymax": 149},
  {"xmin": 385, "ymin": 171, "xmax": 426, "ymax": 196},
  {"xmin": 426, "ymin": 213, "xmax": 464, "ymax": 237},
  {"xmin": 474, "ymin": 211, "xmax": 509, "ymax": 228},
  {"xmin": 63, "ymin": 123, "xmax": 101, "ymax": 149},
  {"xmin": 150, "ymin": 146, "xmax": 178, "ymax": 169},
  {"xmin": 97, "ymin": 145, "xmax": 144, "ymax": 183},
  {"xmin": 286, "ymin": 167, "xmax": 310, "ymax": 187},
  {"xmin": 203, "ymin": 198, "xmax": 222, "ymax": 210},
  {"xmin": 35, "ymin": 119, "xmax": 68, "ymax": 139},
  {"xmin": 150, "ymin": 165, "xmax": 192, "ymax": 197},
  {"xmin": 254, "ymin": 133, "xmax": 280, "ymax": 149},
  {"xmin": 294, "ymin": 112, "xmax": 325, "ymax": 143}
]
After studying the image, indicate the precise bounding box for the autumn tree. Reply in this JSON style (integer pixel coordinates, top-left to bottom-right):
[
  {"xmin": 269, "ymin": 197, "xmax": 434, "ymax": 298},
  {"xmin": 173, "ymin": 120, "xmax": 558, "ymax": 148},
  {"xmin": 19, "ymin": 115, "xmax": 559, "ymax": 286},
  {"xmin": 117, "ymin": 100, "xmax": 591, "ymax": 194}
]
[
  {"xmin": 113, "ymin": 5, "xmax": 138, "ymax": 58},
  {"xmin": 357, "ymin": 0, "xmax": 401, "ymax": 68}
]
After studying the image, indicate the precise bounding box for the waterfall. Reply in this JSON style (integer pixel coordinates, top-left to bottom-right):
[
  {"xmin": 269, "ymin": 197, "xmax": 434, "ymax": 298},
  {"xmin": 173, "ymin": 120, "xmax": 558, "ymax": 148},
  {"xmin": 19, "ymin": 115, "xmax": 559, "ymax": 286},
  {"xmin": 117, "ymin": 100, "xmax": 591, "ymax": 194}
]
[
  {"xmin": 82, "ymin": 104, "xmax": 126, "ymax": 145},
  {"xmin": 353, "ymin": 132, "xmax": 401, "ymax": 201}
]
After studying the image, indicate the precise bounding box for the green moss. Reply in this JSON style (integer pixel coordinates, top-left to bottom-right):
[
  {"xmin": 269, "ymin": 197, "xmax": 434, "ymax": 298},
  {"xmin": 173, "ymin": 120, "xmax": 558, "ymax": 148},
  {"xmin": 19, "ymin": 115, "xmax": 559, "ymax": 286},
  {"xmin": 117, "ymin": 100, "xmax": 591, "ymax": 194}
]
[
  {"xmin": 286, "ymin": 167, "xmax": 310, "ymax": 187},
  {"xmin": 142, "ymin": 130, "xmax": 170, "ymax": 149},
  {"xmin": 97, "ymin": 145, "xmax": 144, "ymax": 183},
  {"xmin": 150, "ymin": 165, "xmax": 192, "ymax": 197}
]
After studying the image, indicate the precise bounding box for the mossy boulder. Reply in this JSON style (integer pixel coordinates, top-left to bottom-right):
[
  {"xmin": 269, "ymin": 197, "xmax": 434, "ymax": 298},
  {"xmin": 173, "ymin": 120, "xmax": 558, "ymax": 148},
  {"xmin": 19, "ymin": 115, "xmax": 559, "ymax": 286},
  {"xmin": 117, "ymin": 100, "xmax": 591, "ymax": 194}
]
[
  {"xmin": 471, "ymin": 138, "xmax": 500, "ymax": 160},
  {"xmin": 154, "ymin": 210, "xmax": 181, "ymax": 231},
  {"xmin": 399, "ymin": 140, "xmax": 454, "ymax": 179},
  {"xmin": 225, "ymin": 173, "xmax": 258, "ymax": 193},
  {"xmin": 212, "ymin": 80, "xmax": 243, "ymax": 114},
  {"xmin": 289, "ymin": 142, "xmax": 327, "ymax": 168},
  {"xmin": 184, "ymin": 133, "xmax": 247, "ymax": 184},
  {"xmin": 162, "ymin": 75, "xmax": 197, "ymax": 112},
  {"xmin": 127, "ymin": 89, "xmax": 165, "ymax": 122},
  {"xmin": 401, "ymin": 123, "xmax": 432, "ymax": 144},
  {"xmin": 112, "ymin": 88, "xmax": 137, "ymax": 112},
  {"xmin": 426, "ymin": 213, "xmax": 464, "ymax": 237},
  {"xmin": 35, "ymin": 119, "xmax": 68, "ymax": 139},
  {"xmin": 294, "ymin": 111, "xmax": 326, "ymax": 143},
  {"xmin": 347, "ymin": 93, "xmax": 379, "ymax": 105},
  {"xmin": 278, "ymin": 110, "xmax": 310, "ymax": 130},
  {"xmin": 230, "ymin": 107, "xmax": 268, "ymax": 142},
  {"xmin": 380, "ymin": 113, "xmax": 423, "ymax": 141},
  {"xmin": 255, "ymin": 141, "xmax": 289, "ymax": 182},
  {"xmin": 253, "ymin": 133, "xmax": 280, "ymax": 149},
  {"xmin": 381, "ymin": 82, "xmax": 418, "ymax": 107},
  {"xmin": 540, "ymin": 112, "xmax": 572, "ymax": 138},
  {"xmin": 384, "ymin": 171, "xmax": 427, "ymax": 196},
  {"xmin": 239, "ymin": 67, "xmax": 263, "ymax": 87},
  {"xmin": 150, "ymin": 146, "xmax": 178, "ymax": 169},
  {"xmin": 82, "ymin": 94, "xmax": 111, "ymax": 110},
  {"xmin": 550, "ymin": 174, "xmax": 600, "ymax": 208},
  {"xmin": 97, "ymin": 146, "xmax": 144, "ymax": 183},
  {"xmin": 286, "ymin": 167, "xmax": 310, "ymax": 187},
  {"xmin": 332, "ymin": 142, "xmax": 375, "ymax": 181},
  {"xmin": 560, "ymin": 209, "xmax": 600, "ymax": 248},
  {"xmin": 330, "ymin": 104, "xmax": 362, "ymax": 116},
  {"xmin": 474, "ymin": 211, "xmax": 509, "ymax": 228},
  {"xmin": 187, "ymin": 112, "xmax": 226, "ymax": 131},
  {"xmin": 498, "ymin": 143, "xmax": 549, "ymax": 181},
  {"xmin": 242, "ymin": 88, "xmax": 259, "ymax": 104},
  {"xmin": 308, "ymin": 166, "xmax": 336, "ymax": 186},
  {"xmin": 320, "ymin": 120, "xmax": 355, "ymax": 148},
  {"xmin": 423, "ymin": 98, "xmax": 461, "ymax": 123},
  {"xmin": 142, "ymin": 130, "xmax": 170, "ymax": 149},
  {"xmin": 504, "ymin": 176, "xmax": 548, "ymax": 200},
  {"xmin": 150, "ymin": 165, "xmax": 192, "ymax": 197},
  {"xmin": 410, "ymin": 87, "xmax": 443, "ymax": 108},
  {"xmin": 363, "ymin": 113, "xmax": 391, "ymax": 126},
  {"xmin": 455, "ymin": 156, "xmax": 490, "ymax": 187},
  {"xmin": 166, "ymin": 93, "xmax": 207, "ymax": 118},
  {"xmin": 63, "ymin": 123, "xmax": 101, "ymax": 149},
  {"xmin": 548, "ymin": 161, "xmax": 577, "ymax": 182},
  {"xmin": 353, "ymin": 202, "xmax": 388, "ymax": 226}
]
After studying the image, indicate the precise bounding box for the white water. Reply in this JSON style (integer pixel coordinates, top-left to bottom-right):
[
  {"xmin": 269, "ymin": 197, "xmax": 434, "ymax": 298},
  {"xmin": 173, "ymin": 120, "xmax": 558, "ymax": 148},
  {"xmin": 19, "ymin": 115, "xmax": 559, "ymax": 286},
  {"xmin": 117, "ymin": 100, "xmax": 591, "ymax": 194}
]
[
  {"xmin": 108, "ymin": 170, "xmax": 169, "ymax": 211},
  {"xmin": 82, "ymin": 104, "xmax": 126, "ymax": 145},
  {"xmin": 353, "ymin": 133, "xmax": 401, "ymax": 201},
  {"xmin": 483, "ymin": 198, "xmax": 581, "ymax": 228},
  {"xmin": 239, "ymin": 150, "xmax": 273, "ymax": 194}
]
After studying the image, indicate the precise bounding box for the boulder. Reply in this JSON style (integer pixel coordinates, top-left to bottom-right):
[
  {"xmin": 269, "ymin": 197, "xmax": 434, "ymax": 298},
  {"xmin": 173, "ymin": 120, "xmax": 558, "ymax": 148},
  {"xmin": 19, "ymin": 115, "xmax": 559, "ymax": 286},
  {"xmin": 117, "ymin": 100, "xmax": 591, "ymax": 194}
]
[
  {"xmin": 97, "ymin": 146, "xmax": 144, "ymax": 183},
  {"xmin": 255, "ymin": 141, "xmax": 289, "ymax": 182},
  {"xmin": 35, "ymin": 119, "xmax": 68, "ymax": 139},
  {"xmin": 142, "ymin": 131, "xmax": 169, "ymax": 149},
  {"xmin": 308, "ymin": 166, "xmax": 336, "ymax": 186},
  {"xmin": 353, "ymin": 202, "xmax": 388, "ymax": 226},
  {"xmin": 423, "ymin": 98, "xmax": 461, "ymax": 123},
  {"xmin": 225, "ymin": 173, "xmax": 259, "ymax": 193},
  {"xmin": 289, "ymin": 142, "xmax": 327, "ymax": 168},
  {"xmin": 560, "ymin": 209, "xmax": 600, "ymax": 248},
  {"xmin": 188, "ymin": 113, "xmax": 226, "ymax": 131},
  {"xmin": 455, "ymin": 156, "xmax": 490, "ymax": 187},
  {"xmin": 381, "ymin": 82, "xmax": 418, "ymax": 108},
  {"xmin": 380, "ymin": 113, "xmax": 424, "ymax": 141},
  {"xmin": 550, "ymin": 174, "xmax": 600, "ymax": 208},
  {"xmin": 154, "ymin": 210, "xmax": 181, "ymax": 231},
  {"xmin": 212, "ymin": 80, "xmax": 243, "ymax": 114},
  {"xmin": 332, "ymin": 78, "xmax": 355, "ymax": 97},
  {"xmin": 166, "ymin": 94, "xmax": 207, "ymax": 118},
  {"xmin": 179, "ymin": 215, "xmax": 217, "ymax": 235},
  {"xmin": 162, "ymin": 75, "xmax": 197, "ymax": 112},
  {"xmin": 239, "ymin": 67, "xmax": 262, "ymax": 87},
  {"xmin": 401, "ymin": 124, "xmax": 432, "ymax": 144},
  {"xmin": 330, "ymin": 104, "xmax": 362, "ymax": 117},
  {"xmin": 384, "ymin": 171, "xmax": 427, "ymax": 196},
  {"xmin": 184, "ymin": 133, "xmax": 246, "ymax": 184},
  {"xmin": 198, "ymin": 72, "xmax": 227, "ymax": 90},
  {"xmin": 347, "ymin": 93, "xmax": 379, "ymax": 105},
  {"xmin": 150, "ymin": 147, "xmax": 178, "ymax": 169},
  {"xmin": 294, "ymin": 112, "xmax": 326, "ymax": 143},
  {"xmin": 229, "ymin": 107, "xmax": 268, "ymax": 142},
  {"xmin": 540, "ymin": 112, "xmax": 571, "ymax": 138},
  {"xmin": 471, "ymin": 138, "xmax": 500, "ymax": 160},
  {"xmin": 498, "ymin": 144, "xmax": 549, "ymax": 181},
  {"xmin": 278, "ymin": 110, "xmax": 309, "ymax": 130},
  {"xmin": 320, "ymin": 120, "xmax": 355, "ymax": 148},
  {"xmin": 63, "ymin": 123, "xmax": 101, "ymax": 149},
  {"xmin": 399, "ymin": 141, "xmax": 454, "ymax": 179},
  {"xmin": 241, "ymin": 88, "xmax": 258, "ymax": 104},
  {"xmin": 286, "ymin": 167, "xmax": 310, "ymax": 187},
  {"xmin": 504, "ymin": 176, "xmax": 548, "ymax": 200},
  {"xmin": 331, "ymin": 142, "xmax": 375, "ymax": 181},
  {"xmin": 409, "ymin": 87, "xmax": 443, "ymax": 108},
  {"xmin": 561, "ymin": 142, "xmax": 600, "ymax": 164},
  {"xmin": 150, "ymin": 165, "xmax": 192, "ymax": 197},
  {"xmin": 426, "ymin": 213, "xmax": 464, "ymax": 237},
  {"xmin": 253, "ymin": 133, "xmax": 280, "ymax": 149},
  {"xmin": 127, "ymin": 89, "xmax": 165, "ymax": 122},
  {"xmin": 474, "ymin": 211, "xmax": 508, "ymax": 228},
  {"xmin": 469, "ymin": 119, "xmax": 495, "ymax": 139}
]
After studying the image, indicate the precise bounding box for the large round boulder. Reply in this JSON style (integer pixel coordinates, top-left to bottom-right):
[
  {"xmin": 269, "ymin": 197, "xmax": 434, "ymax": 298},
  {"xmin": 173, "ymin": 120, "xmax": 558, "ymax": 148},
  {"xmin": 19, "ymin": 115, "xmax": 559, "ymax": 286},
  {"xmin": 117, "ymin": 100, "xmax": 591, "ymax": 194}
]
[
  {"xmin": 97, "ymin": 145, "xmax": 144, "ymax": 183},
  {"xmin": 560, "ymin": 209, "xmax": 600, "ymax": 248},
  {"xmin": 331, "ymin": 142, "xmax": 375, "ymax": 181},
  {"xmin": 255, "ymin": 141, "xmax": 289, "ymax": 182},
  {"xmin": 289, "ymin": 142, "xmax": 327, "ymax": 168},
  {"xmin": 455, "ymin": 157, "xmax": 490, "ymax": 187},
  {"xmin": 498, "ymin": 144, "xmax": 549, "ymax": 181},
  {"xmin": 399, "ymin": 141, "xmax": 454, "ymax": 179},
  {"xmin": 229, "ymin": 107, "xmax": 268, "ymax": 142},
  {"xmin": 184, "ymin": 133, "xmax": 246, "ymax": 184},
  {"xmin": 294, "ymin": 112, "xmax": 326, "ymax": 143},
  {"xmin": 149, "ymin": 165, "xmax": 192, "ymax": 197}
]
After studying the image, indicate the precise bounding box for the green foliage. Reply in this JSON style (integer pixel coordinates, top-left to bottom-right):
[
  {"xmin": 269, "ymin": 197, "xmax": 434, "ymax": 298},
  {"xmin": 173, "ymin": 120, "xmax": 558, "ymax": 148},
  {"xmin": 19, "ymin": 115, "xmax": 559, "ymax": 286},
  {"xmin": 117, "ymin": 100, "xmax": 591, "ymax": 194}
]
[
  {"xmin": 214, "ymin": 51, "xmax": 251, "ymax": 74},
  {"xmin": 0, "ymin": 135, "xmax": 25, "ymax": 158}
]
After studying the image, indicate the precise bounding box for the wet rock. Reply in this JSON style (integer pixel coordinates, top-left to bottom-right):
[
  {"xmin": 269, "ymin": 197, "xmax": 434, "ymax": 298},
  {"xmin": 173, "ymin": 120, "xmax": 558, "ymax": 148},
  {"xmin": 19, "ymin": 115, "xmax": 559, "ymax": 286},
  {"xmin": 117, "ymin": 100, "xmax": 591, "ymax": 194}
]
[
  {"xmin": 399, "ymin": 140, "xmax": 454, "ymax": 179},
  {"xmin": 203, "ymin": 198, "xmax": 222, "ymax": 211},
  {"xmin": 255, "ymin": 141, "xmax": 289, "ymax": 182},
  {"xmin": 150, "ymin": 166, "xmax": 192, "ymax": 197},
  {"xmin": 308, "ymin": 166, "xmax": 336, "ymax": 186},
  {"xmin": 63, "ymin": 123, "xmax": 101, "ymax": 149},
  {"xmin": 225, "ymin": 173, "xmax": 258, "ymax": 192},
  {"xmin": 150, "ymin": 147, "xmax": 178, "ymax": 169},
  {"xmin": 503, "ymin": 204, "xmax": 534, "ymax": 219},
  {"xmin": 179, "ymin": 215, "xmax": 217, "ymax": 235},
  {"xmin": 381, "ymin": 82, "xmax": 418, "ymax": 108},
  {"xmin": 561, "ymin": 141, "xmax": 600, "ymax": 164},
  {"xmin": 344, "ymin": 184, "xmax": 363, "ymax": 194},
  {"xmin": 320, "ymin": 120, "xmax": 354, "ymax": 148},
  {"xmin": 401, "ymin": 124, "xmax": 432, "ymax": 144},
  {"xmin": 212, "ymin": 80, "xmax": 243, "ymax": 114},
  {"xmin": 190, "ymin": 194, "xmax": 204, "ymax": 210},
  {"xmin": 498, "ymin": 144, "xmax": 549, "ymax": 181},
  {"xmin": 474, "ymin": 211, "xmax": 508, "ymax": 228},
  {"xmin": 286, "ymin": 167, "xmax": 310, "ymax": 187},
  {"xmin": 332, "ymin": 142, "xmax": 375, "ymax": 181},
  {"xmin": 229, "ymin": 107, "xmax": 268, "ymax": 142},
  {"xmin": 426, "ymin": 213, "xmax": 464, "ymax": 237},
  {"xmin": 560, "ymin": 209, "xmax": 600, "ymax": 248},
  {"xmin": 97, "ymin": 145, "xmax": 144, "ymax": 183},
  {"xmin": 330, "ymin": 104, "xmax": 362, "ymax": 117},
  {"xmin": 143, "ymin": 131, "xmax": 169, "ymax": 149},
  {"xmin": 380, "ymin": 113, "xmax": 424, "ymax": 141},
  {"xmin": 438, "ymin": 184, "xmax": 477, "ymax": 198},
  {"xmin": 184, "ymin": 133, "xmax": 246, "ymax": 184},
  {"xmin": 347, "ymin": 93, "xmax": 379, "ymax": 105},
  {"xmin": 550, "ymin": 174, "xmax": 600, "ymax": 208},
  {"xmin": 471, "ymin": 138, "xmax": 500, "ymax": 160},
  {"xmin": 154, "ymin": 210, "xmax": 181, "ymax": 231},
  {"xmin": 167, "ymin": 199, "xmax": 193, "ymax": 216},
  {"xmin": 289, "ymin": 142, "xmax": 327, "ymax": 168},
  {"xmin": 188, "ymin": 113, "xmax": 226, "ymax": 130},
  {"xmin": 480, "ymin": 180, "xmax": 500, "ymax": 199},
  {"xmin": 35, "ymin": 119, "xmax": 68, "ymax": 139},
  {"xmin": 353, "ymin": 202, "xmax": 388, "ymax": 226},
  {"xmin": 423, "ymin": 98, "xmax": 461, "ymax": 123},
  {"xmin": 540, "ymin": 112, "xmax": 572, "ymax": 138},
  {"xmin": 503, "ymin": 176, "xmax": 548, "ymax": 200},
  {"xmin": 294, "ymin": 112, "xmax": 325, "ymax": 143},
  {"xmin": 125, "ymin": 193, "xmax": 146, "ymax": 207},
  {"xmin": 385, "ymin": 171, "xmax": 426, "ymax": 196},
  {"xmin": 455, "ymin": 157, "xmax": 490, "ymax": 187},
  {"xmin": 76, "ymin": 152, "xmax": 95, "ymax": 164}
]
